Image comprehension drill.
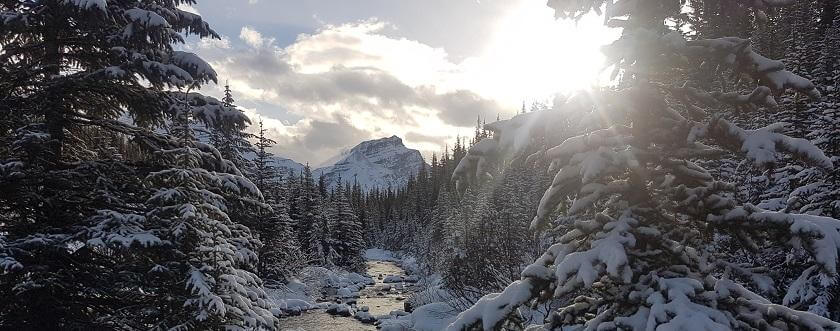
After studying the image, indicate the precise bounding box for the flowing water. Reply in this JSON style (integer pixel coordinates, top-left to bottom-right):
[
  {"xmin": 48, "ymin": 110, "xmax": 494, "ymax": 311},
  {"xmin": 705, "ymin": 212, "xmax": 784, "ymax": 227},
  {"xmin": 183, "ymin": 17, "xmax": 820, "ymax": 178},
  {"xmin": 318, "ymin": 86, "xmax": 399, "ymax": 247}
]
[{"xmin": 280, "ymin": 260, "xmax": 413, "ymax": 331}]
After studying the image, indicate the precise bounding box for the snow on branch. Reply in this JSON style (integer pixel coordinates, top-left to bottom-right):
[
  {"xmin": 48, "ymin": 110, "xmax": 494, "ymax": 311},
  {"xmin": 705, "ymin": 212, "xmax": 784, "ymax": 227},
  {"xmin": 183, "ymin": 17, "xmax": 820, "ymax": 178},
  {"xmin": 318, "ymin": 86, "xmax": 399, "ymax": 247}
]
[
  {"xmin": 168, "ymin": 92, "xmax": 248, "ymax": 130},
  {"xmin": 452, "ymin": 138, "xmax": 498, "ymax": 192},
  {"xmin": 552, "ymin": 211, "xmax": 636, "ymax": 296},
  {"xmin": 124, "ymin": 8, "xmax": 170, "ymax": 29},
  {"xmin": 63, "ymin": 0, "xmax": 107, "ymax": 13},
  {"xmin": 171, "ymin": 7, "xmax": 218, "ymax": 39},
  {"xmin": 446, "ymin": 243, "xmax": 567, "ymax": 330},
  {"xmin": 685, "ymin": 37, "xmax": 820, "ymax": 99},
  {"xmin": 86, "ymin": 210, "xmax": 165, "ymax": 248},
  {"xmin": 171, "ymin": 51, "xmax": 218, "ymax": 85},
  {"xmin": 701, "ymin": 118, "xmax": 834, "ymax": 170},
  {"xmin": 666, "ymin": 84, "xmax": 779, "ymax": 113},
  {"xmin": 710, "ymin": 207, "xmax": 840, "ymax": 277},
  {"xmin": 0, "ymin": 235, "xmax": 23, "ymax": 273},
  {"xmin": 714, "ymin": 278, "xmax": 840, "ymax": 329},
  {"xmin": 445, "ymin": 278, "xmax": 545, "ymax": 331}
]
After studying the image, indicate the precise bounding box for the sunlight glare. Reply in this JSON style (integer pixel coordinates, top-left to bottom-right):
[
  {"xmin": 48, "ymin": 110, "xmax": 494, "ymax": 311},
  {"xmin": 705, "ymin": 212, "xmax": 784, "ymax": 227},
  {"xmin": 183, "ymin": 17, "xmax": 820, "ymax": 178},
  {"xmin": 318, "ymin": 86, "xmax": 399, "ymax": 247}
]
[{"xmin": 467, "ymin": 2, "xmax": 619, "ymax": 105}]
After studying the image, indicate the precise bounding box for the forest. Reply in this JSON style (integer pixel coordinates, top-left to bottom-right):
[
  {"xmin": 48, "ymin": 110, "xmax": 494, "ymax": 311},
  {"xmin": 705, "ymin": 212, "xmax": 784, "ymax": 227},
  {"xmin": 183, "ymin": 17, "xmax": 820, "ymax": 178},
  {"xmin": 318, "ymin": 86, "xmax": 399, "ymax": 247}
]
[{"xmin": 1, "ymin": 0, "xmax": 840, "ymax": 330}]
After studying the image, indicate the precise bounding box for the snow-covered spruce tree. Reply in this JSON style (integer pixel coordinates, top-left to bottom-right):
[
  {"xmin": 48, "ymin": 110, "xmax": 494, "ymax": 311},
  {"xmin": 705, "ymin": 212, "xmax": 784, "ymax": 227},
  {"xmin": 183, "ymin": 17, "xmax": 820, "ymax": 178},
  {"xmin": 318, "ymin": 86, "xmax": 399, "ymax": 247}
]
[
  {"xmin": 208, "ymin": 82, "xmax": 256, "ymax": 175},
  {"xmin": 294, "ymin": 165, "xmax": 323, "ymax": 258},
  {"xmin": 790, "ymin": 8, "xmax": 840, "ymax": 221},
  {"xmin": 254, "ymin": 119, "xmax": 276, "ymax": 195},
  {"xmin": 328, "ymin": 180, "xmax": 365, "ymax": 272},
  {"xmin": 778, "ymin": 8, "xmax": 840, "ymax": 317},
  {"xmin": 122, "ymin": 98, "xmax": 277, "ymax": 329},
  {"xmin": 252, "ymin": 119, "xmax": 303, "ymax": 282},
  {"xmin": 0, "ymin": 0, "xmax": 278, "ymax": 328},
  {"xmin": 494, "ymin": 163, "xmax": 538, "ymax": 282},
  {"xmin": 446, "ymin": 1, "xmax": 840, "ymax": 329}
]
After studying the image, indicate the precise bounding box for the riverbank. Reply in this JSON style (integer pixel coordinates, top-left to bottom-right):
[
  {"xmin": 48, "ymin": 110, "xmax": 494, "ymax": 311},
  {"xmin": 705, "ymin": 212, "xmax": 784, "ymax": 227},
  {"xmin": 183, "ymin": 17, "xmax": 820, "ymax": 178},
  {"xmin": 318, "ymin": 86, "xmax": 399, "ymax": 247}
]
[{"xmin": 277, "ymin": 249, "xmax": 423, "ymax": 330}]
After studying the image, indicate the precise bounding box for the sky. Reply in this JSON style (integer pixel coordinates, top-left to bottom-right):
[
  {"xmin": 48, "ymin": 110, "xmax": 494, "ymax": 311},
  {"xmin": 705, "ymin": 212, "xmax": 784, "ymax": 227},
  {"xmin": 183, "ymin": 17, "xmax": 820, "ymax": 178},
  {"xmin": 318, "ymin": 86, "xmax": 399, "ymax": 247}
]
[{"xmin": 182, "ymin": 0, "xmax": 619, "ymax": 165}]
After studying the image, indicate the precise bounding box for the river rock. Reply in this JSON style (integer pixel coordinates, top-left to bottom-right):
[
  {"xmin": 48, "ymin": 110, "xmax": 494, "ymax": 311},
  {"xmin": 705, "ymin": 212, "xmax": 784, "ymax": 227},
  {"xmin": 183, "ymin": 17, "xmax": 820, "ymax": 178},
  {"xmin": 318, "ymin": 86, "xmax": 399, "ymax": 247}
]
[
  {"xmin": 326, "ymin": 303, "xmax": 353, "ymax": 317},
  {"xmin": 383, "ymin": 275, "xmax": 403, "ymax": 283}
]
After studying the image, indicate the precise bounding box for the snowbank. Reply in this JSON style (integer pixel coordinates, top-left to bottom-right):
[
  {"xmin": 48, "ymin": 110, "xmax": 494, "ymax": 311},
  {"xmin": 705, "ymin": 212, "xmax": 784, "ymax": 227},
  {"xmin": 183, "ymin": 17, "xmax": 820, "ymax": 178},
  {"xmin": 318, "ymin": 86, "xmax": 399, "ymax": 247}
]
[
  {"xmin": 365, "ymin": 248, "xmax": 421, "ymax": 275},
  {"xmin": 271, "ymin": 266, "xmax": 373, "ymax": 316},
  {"xmin": 266, "ymin": 280, "xmax": 317, "ymax": 316},
  {"xmin": 400, "ymin": 256, "xmax": 420, "ymax": 275},
  {"xmin": 379, "ymin": 302, "xmax": 459, "ymax": 331}
]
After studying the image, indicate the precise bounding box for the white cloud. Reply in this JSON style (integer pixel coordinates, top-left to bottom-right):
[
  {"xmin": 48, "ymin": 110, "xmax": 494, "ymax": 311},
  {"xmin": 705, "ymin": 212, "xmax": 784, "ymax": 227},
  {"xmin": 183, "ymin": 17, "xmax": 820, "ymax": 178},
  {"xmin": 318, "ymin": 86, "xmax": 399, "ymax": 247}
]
[
  {"xmin": 239, "ymin": 26, "xmax": 268, "ymax": 49},
  {"xmin": 286, "ymin": 20, "xmax": 457, "ymax": 89},
  {"xmin": 191, "ymin": 4, "xmax": 618, "ymax": 164},
  {"xmin": 197, "ymin": 36, "xmax": 231, "ymax": 50}
]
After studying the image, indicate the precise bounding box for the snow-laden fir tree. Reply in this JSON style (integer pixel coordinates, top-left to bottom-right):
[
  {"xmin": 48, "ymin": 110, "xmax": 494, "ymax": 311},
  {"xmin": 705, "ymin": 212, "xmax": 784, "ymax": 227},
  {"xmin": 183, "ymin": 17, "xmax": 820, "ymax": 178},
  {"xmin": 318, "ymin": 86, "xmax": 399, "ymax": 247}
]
[
  {"xmin": 293, "ymin": 164, "xmax": 325, "ymax": 260},
  {"xmin": 123, "ymin": 97, "xmax": 276, "ymax": 329},
  {"xmin": 209, "ymin": 82, "xmax": 256, "ymax": 175},
  {"xmin": 0, "ymin": 0, "xmax": 279, "ymax": 328},
  {"xmin": 447, "ymin": 0, "xmax": 840, "ymax": 329},
  {"xmin": 328, "ymin": 180, "xmax": 365, "ymax": 272},
  {"xmin": 252, "ymin": 119, "xmax": 303, "ymax": 282}
]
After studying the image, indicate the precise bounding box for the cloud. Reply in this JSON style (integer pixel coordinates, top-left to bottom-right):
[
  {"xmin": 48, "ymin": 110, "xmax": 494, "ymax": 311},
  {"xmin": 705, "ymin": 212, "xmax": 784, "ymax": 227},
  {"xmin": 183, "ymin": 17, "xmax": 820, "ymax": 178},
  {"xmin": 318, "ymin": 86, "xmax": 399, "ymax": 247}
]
[
  {"xmin": 194, "ymin": 21, "xmax": 505, "ymax": 164},
  {"xmin": 405, "ymin": 131, "xmax": 448, "ymax": 145},
  {"xmin": 239, "ymin": 26, "xmax": 267, "ymax": 49},
  {"xmin": 424, "ymin": 88, "xmax": 503, "ymax": 127},
  {"xmin": 197, "ymin": 35, "xmax": 231, "ymax": 50},
  {"xmin": 299, "ymin": 117, "xmax": 371, "ymax": 151}
]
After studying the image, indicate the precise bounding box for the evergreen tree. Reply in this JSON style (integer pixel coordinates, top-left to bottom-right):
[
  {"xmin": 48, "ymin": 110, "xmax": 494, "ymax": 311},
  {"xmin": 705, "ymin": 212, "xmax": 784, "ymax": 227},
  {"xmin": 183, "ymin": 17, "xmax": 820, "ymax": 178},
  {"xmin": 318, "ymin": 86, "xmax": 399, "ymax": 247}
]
[
  {"xmin": 448, "ymin": 1, "xmax": 840, "ymax": 329},
  {"xmin": 208, "ymin": 82, "xmax": 256, "ymax": 175},
  {"xmin": 0, "ymin": 0, "xmax": 279, "ymax": 328},
  {"xmin": 251, "ymin": 119, "xmax": 302, "ymax": 282},
  {"xmin": 329, "ymin": 180, "xmax": 365, "ymax": 272}
]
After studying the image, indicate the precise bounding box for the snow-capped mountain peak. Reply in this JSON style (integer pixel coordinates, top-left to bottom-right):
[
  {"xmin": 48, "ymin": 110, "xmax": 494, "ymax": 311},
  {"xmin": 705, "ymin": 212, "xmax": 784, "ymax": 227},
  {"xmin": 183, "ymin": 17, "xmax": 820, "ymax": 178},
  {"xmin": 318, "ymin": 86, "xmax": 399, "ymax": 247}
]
[{"xmin": 313, "ymin": 135, "xmax": 425, "ymax": 190}]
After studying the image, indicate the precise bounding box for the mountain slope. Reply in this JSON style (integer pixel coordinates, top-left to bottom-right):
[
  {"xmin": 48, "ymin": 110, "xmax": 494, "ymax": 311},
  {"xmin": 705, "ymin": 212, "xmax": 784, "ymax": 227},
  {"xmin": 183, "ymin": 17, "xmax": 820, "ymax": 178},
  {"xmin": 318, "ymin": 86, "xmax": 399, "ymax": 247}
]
[
  {"xmin": 271, "ymin": 156, "xmax": 306, "ymax": 177},
  {"xmin": 314, "ymin": 135, "xmax": 425, "ymax": 190}
]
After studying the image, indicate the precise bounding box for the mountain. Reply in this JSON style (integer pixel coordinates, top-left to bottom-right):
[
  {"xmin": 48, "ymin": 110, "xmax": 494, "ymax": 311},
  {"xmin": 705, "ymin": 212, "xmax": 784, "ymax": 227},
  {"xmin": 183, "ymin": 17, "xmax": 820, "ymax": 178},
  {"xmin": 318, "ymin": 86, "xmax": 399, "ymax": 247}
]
[
  {"xmin": 313, "ymin": 135, "xmax": 426, "ymax": 190},
  {"xmin": 316, "ymin": 147, "xmax": 350, "ymax": 168},
  {"xmin": 271, "ymin": 156, "xmax": 306, "ymax": 177},
  {"xmin": 241, "ymin": 151, "xmax": 305, "ymax": 178}
]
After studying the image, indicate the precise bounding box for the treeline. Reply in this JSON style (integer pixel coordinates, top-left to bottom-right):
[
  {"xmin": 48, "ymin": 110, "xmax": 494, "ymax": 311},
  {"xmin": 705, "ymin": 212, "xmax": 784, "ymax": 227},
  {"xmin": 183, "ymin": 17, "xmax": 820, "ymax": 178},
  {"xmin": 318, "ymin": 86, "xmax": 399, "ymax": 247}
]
[{"xmin": 361, "ymin": 118, "xmax": 564, "ymax": 306}]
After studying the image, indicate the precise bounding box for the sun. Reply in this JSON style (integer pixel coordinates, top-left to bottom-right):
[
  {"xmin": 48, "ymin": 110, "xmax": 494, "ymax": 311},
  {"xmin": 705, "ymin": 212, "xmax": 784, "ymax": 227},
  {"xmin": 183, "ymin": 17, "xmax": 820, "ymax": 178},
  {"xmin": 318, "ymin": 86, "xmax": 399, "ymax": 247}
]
[{"xmin": 468, "ymin": 1, "xmax": 619, "ymax": 106}]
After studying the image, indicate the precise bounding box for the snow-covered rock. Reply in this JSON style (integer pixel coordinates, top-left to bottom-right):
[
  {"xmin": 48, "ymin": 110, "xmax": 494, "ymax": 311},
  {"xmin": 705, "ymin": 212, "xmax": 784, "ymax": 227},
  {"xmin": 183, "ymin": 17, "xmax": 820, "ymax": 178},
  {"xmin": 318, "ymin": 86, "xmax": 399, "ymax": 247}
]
[
  {"xmin": 383, "ymin": 275, "xmax": 404, "ymax": 283},
  {"xmin": 326, "ymin": 303, "xmax": 353, "ymax": 317},
  {"xmin": 379, "ymin": 304, "xmax": 457, "ymax": 331},
  {"xmin": 265, "ymin": 281, "xmax": 318, "ymax": 316},
  {"xmin": 337, "ymin": 287, "xmax": 359, "ymax": 298},
  {"xmin": 354, "ymin": 307, "xmax": 378, "ymax": 324}
]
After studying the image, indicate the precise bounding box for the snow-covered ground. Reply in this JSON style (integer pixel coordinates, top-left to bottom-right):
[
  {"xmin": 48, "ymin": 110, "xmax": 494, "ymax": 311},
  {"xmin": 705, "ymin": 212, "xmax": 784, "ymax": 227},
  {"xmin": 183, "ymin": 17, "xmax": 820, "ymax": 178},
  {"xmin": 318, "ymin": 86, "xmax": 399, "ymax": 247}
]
[
  {"xmin": 277, "ymin": 249, "xmax": 428, "ymax": 329},
  {"xmin": 274, "ymin": 248, "xmax": 486, "ymax": 330},
  {"xmin": 365, "ymin": 248, "xmax": 420, "ymax": 275},
  {"xmin": 363, "ymin": 249, "xmax": 464, "ymax": 331},
  {"xmin": 269, "ymin": 266, "xmax": 373, "ymax": 316}
]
